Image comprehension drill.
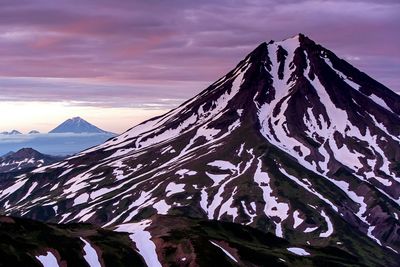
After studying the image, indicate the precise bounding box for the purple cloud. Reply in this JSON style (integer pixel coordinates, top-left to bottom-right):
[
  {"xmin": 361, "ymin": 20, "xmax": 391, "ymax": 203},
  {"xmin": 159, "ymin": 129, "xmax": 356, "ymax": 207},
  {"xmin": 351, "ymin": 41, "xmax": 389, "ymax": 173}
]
[{"xmin": 0, "ymin": 0, "xmax": 398, "ymax": 107}]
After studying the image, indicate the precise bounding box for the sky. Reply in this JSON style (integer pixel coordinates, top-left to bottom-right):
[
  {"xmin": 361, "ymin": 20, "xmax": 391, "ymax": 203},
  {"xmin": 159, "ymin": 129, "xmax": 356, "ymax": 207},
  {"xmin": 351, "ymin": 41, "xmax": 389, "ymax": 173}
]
[{"xmin": 0, "ymin": 0, "xmax": 399, "ymax": 133}]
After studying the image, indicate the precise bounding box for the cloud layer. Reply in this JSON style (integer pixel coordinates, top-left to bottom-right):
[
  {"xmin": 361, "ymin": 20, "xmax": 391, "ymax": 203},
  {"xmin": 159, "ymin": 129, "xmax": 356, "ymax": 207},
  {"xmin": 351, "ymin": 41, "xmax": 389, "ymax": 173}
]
[{"xmin": 0, "ymin": 0, "xmax": 399, "ymax": 107}]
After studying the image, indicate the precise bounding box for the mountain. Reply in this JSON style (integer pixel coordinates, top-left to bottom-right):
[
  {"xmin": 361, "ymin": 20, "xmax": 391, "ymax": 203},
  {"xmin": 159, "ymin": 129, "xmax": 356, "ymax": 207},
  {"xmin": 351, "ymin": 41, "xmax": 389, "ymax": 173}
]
[
  {"xmin": 28, "ymin": 130, "xmax": 40, "ymax": 134},
  {"xmin": 0, "ymin": 148, "xmax": 63, "ymax": 173},
  {"xmin": 0, "ymin": 34, "xmax": 399, "ymax": 266},
  {"xmin": 0, "ymin": 130, "xmax": 22, "ymax": 135},
  {"xmin": 10, "ymin": 130, "xmax": 22, "ymax": 135},
  {"xmin": 49, "ymin": 117, "xmax": 112, "ymax": 134}
]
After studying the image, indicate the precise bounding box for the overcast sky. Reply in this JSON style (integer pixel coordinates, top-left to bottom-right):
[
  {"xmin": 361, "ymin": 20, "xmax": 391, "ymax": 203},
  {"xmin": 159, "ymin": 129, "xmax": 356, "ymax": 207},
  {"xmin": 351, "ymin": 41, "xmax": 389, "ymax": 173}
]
[{"xmin": 0, "ymin": 0, "xmax": 399, "ymax": 133}]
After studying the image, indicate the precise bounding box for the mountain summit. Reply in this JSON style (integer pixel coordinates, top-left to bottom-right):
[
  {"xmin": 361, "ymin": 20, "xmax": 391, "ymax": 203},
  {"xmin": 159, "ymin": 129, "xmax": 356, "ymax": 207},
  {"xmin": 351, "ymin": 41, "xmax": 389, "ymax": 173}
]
[
  {"xmin": 49, "ymin": 116, "xmax": 111, "ymax": 134},
  {"xmin": 0, "ymin": 34, "xmax": 399, "ymax": 266}
]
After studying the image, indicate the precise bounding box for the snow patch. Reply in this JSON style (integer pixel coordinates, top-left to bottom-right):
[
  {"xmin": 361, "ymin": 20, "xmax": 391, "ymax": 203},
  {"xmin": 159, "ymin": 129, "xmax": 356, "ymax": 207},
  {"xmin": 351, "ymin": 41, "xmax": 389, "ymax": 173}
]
[
  {"xmin": 293, "ymin": 210, "xmax": 304, "ymax": 229},
  {"xmin": 208, "ymin": 160, "xmax": 237, "ymax": 171},
  {"xmin": 80, "ymin": 238, "xmax": 102, "ymax": 267},
  {"xmin": 165, "ymin": 182, "xmax": 185, "ymax": 197},
  {"xmin": 319, "ymin": 210, "xmax": 334, "ymax": 238},
  {"xmin": 153, "ymin": 200, "xmax": 171, "ymax": 215},
  {"xmin": 36, "ymin": 251, "xmax": 60, "ymax": 267},
  {"xmin": 73, "ymin": 193, "xmax": 89, "ymax": 206},
  {"xmin": 210, "ymin": 241, "xmax": 238, "ymax": 263},
  {"xmin": 115, "ymin": 220, "xmax": 162, "ymax": 267},
  {"xmin": 287, "ymin": 247, "xmax": 310, "ymax": 256},
  {"xmin": 254, "ymin": 159, "xmax": 290, "ymax": 237}
]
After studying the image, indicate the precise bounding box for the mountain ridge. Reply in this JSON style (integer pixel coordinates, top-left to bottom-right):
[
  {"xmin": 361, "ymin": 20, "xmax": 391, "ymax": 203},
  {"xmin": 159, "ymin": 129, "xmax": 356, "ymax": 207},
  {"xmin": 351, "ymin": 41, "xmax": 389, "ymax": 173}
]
[
  {"xmin": 0, "ymin": 213, "xmax": 368, "ymax": 267},
  {"xmin": 0, "ymin": 130, "xmax": 22, "ymax": 135},
  {"xmin": 0, "ymin": 148, "xmax": 63, "ymax": 173}
]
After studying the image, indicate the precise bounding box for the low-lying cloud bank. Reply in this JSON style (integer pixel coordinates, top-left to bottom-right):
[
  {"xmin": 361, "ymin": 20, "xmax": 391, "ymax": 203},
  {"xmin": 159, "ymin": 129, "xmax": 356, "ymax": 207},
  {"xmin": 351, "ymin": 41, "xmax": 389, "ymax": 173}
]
[{"xmin": 0, "ymin": 133, "xmax": 115, "ymax": 156}]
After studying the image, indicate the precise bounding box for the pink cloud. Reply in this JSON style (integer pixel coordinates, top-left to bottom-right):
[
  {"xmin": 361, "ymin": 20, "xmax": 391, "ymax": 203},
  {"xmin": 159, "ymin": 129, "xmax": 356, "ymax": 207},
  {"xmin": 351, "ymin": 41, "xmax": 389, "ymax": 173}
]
[{"xmin": 0, "ymin": 0, "xmax": 398, "ymax": 103}]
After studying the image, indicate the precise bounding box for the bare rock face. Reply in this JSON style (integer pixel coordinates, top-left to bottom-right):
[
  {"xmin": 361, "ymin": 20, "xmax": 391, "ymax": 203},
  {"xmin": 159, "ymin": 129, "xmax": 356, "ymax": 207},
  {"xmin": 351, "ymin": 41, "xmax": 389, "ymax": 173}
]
[{"xmin": 0, "ymin": 34, "xmax": 399, "ymax": 266}]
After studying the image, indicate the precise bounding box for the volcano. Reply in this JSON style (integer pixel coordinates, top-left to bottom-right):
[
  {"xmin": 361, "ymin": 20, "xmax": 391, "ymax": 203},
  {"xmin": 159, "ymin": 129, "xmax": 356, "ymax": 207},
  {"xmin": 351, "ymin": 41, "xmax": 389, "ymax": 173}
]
[
  {"xmin": 49, "ymin": 116, "xmax": 112, "ymax": 134},
  {"xmin": 0, "ymin": 34, "xmax": 399, "ymax": 266}
]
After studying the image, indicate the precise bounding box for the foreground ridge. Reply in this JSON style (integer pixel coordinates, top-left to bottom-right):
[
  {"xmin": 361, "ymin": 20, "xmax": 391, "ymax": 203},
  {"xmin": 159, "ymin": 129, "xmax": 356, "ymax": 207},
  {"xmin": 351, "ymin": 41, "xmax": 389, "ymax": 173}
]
[{"xmin": 0, "ymin": 214, "xmax": 366, "ymax": 267}]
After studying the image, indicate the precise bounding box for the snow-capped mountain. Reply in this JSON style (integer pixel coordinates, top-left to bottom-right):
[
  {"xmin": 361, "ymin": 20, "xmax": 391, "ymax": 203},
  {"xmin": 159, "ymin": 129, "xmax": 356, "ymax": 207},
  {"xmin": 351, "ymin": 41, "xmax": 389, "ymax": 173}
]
[
  {"xmin": 28, "ymin": 130, "xmax": 40, "ymax": 134},
  {"xmin": 0, "ymin": 148, "xmax": 63, "ymax": 173},
  {"xmin": 49, "ymin": 116, "xmax": 112, "ymax": 134},
  {"xmin": 0, "ymin": 34, "xmax": 399, "ymax": 266}
]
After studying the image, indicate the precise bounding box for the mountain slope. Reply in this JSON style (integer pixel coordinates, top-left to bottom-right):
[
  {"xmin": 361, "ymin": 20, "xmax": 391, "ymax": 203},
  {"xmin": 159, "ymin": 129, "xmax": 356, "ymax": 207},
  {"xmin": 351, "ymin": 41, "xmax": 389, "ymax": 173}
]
[
  {"xmin": 114, "ymin": 214, "xmax": 371, "ymax": 267},
  {"xmin": 49, "ymin": 117, "xmax": 111, "ymax": 134},
  {"xmin": 0, "ymin": 34, "xmax": 399, "ymax": 265},
  {"xmin": 0, "ymin": 148, "xmax": 63, "ymax": 173},
  {"xmin": 0, "ymin": 214, "xmax": 367, "ymax": 267}
]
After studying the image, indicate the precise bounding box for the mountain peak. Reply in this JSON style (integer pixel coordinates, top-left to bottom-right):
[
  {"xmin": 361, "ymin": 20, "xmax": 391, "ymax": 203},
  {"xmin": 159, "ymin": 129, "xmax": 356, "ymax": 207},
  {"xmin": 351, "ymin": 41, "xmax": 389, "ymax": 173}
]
[
  {"xmin": 281, "ymin": 33, "xmax": 303, "ymax": 42},
  {"xmin": 267, "ymin": 33, "xmax": 305, "ymax": 45},
  {"xmin": 10, "ymin": 130, "xmax": 21, "ymax": 135},
  {"xmin": 49, "ymin": 117, "xmax": 111, "ymax": 134},
  {"xmin": 11, "ymin": 148, "xmax": 41, "ymax": 158},
  {"xmin": 71, "ymin": 116, "xmax": 83, "ymax": 121}
]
